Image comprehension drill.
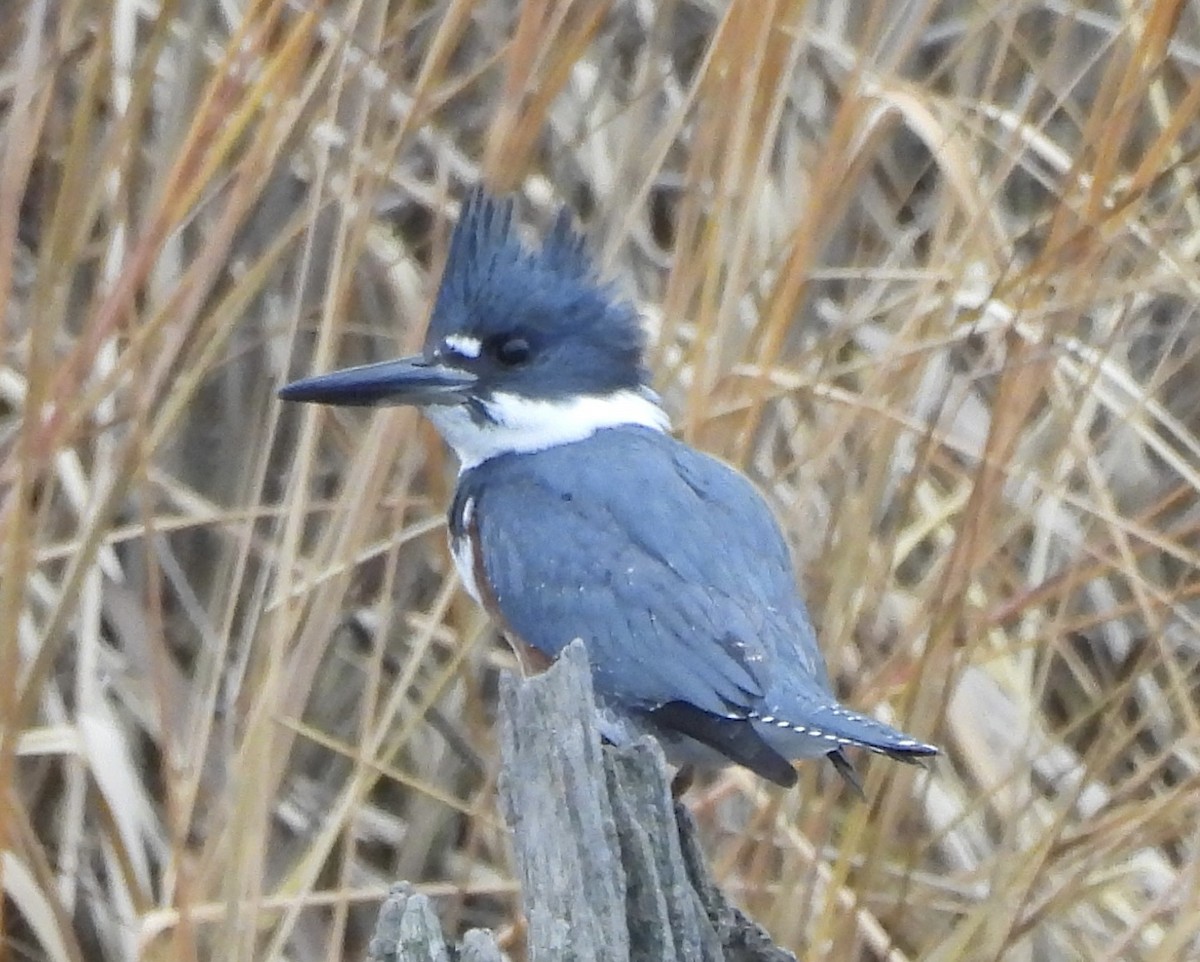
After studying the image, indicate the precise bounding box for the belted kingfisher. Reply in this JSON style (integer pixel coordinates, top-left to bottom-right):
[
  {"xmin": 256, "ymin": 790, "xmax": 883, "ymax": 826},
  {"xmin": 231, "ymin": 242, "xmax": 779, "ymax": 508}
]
[{"xmin": 280, "ymin": 188, "xmax": 936, "ymax": 790}]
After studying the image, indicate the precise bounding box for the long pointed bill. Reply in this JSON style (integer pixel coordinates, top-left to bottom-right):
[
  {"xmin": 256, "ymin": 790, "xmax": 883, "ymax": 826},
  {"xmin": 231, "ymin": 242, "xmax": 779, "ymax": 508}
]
[{"xmin": 278, "ymin": 355, "xmax": 476, "ymax": 407}]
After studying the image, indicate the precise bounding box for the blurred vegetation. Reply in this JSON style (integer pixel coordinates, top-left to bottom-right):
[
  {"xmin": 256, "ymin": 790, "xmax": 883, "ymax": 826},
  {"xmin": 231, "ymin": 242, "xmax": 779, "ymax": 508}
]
[{"xmin": 2, "ymin": 1, "xmax": 1200, "ymax": 960}]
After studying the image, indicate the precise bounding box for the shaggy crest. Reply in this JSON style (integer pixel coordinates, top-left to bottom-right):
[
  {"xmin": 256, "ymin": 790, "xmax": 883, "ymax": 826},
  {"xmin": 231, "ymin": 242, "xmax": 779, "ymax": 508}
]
[{"xmin": 424, "ymin": 188, "xmax": 648, "ymax": 397}]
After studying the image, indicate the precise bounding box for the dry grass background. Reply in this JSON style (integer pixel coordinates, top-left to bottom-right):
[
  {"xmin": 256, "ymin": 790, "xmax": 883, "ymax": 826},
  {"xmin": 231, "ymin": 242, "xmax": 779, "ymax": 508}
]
[{"xmin": 2, "ymin": 0, "xmax": 1199, "ymax": 959}]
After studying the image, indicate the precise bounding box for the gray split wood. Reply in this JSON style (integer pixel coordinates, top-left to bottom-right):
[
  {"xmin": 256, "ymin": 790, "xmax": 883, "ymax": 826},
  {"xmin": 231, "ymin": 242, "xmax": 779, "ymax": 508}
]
[{"xmin": 366, "ymin": 641, "xmax": 794, "ymax": 962}]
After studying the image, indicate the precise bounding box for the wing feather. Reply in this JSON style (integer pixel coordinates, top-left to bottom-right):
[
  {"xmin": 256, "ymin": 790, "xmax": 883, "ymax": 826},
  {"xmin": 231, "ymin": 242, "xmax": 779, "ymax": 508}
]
[{"xmin": 466, "ymin": 428, "xmax": 832, "ymax": 717}]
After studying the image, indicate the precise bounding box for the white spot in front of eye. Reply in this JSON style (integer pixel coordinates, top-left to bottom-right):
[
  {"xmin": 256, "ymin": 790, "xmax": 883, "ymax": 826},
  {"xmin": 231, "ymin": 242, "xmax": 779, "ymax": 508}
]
[{"xmin": 444, "ymin": 334, "xmax": 482, "ymax": 359}]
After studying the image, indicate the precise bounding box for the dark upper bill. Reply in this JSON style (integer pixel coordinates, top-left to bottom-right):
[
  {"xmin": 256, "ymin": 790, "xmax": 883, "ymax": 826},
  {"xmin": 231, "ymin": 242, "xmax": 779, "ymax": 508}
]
[{"xmin": 278, "ymin": 355, "xmax": 476, "ymax": 407}]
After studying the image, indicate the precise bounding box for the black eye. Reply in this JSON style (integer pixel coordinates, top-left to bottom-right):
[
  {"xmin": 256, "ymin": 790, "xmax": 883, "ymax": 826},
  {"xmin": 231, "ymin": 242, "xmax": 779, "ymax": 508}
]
[{"xmin": 493, "ymin": 336, "xmax": 532, "ymax": 367}]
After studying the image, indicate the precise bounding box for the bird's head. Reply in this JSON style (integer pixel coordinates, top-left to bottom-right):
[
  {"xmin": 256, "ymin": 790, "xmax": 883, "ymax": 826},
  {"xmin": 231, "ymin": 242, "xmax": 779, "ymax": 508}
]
[{"xmin": 279, "ymin": 188, "xmax": 668, "ymax": 469}]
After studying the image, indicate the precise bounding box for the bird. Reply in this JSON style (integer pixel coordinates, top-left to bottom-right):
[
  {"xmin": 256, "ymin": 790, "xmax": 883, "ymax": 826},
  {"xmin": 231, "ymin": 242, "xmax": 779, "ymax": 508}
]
[{"xmin": 279, "ymin": 187, "xmax": 937, "ymax": 791}]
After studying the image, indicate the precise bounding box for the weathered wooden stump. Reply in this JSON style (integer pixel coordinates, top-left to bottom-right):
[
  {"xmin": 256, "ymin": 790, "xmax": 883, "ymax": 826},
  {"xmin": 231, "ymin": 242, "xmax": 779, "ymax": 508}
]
[{"xmin": 366, "ymin": 642, "xmax": 794, "ymax": 962}]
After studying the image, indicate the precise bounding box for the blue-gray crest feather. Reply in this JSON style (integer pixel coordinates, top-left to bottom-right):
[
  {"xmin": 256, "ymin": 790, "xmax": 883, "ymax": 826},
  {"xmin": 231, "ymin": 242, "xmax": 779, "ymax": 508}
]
[
  {"xmin": 426, "ymin": 188, "xmax": 649, "ymax": 397},
  {"xmin": 427, "ymin": 189, "xmax": 520, "ymax": 340}
]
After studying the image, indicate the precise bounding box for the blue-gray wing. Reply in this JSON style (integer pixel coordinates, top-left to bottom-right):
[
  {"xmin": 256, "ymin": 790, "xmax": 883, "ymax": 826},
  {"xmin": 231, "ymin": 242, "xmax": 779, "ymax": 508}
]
[{"xmin": 464, "ymin": 427, "xmax": 831, "ymax": 717}]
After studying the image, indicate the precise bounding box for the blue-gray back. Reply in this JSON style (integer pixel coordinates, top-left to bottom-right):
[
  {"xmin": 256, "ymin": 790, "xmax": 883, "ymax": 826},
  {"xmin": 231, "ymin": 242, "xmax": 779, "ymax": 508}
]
[{"xmin": 453, "ymin": 426, "xmax": 833, "ymax": 718}]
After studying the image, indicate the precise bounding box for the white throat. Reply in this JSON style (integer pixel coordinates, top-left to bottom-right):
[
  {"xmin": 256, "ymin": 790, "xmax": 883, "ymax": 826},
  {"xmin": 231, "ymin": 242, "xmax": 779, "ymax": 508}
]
[{"xmin": 424, "ymin": 388, "xmax": 670, "ymax": 471}]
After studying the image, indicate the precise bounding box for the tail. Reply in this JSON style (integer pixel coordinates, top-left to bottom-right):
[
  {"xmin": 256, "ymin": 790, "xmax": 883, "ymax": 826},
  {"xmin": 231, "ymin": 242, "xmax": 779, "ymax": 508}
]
[
  {"xmin": 811, "ymin": 705, "xmax": 936, "ymax": 796},
  {"xmin": 751, "ymin": 702, "xmax": 937, "ymax": 794}
]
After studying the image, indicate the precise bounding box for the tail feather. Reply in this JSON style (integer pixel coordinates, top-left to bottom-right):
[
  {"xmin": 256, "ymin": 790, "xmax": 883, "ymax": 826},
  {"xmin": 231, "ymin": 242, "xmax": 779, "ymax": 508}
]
[
  {"xmin": 650, "ymin": 702, "xmax": 799, "ymax": 788},
  {"xmin": 827, "ymin": 749, "xmax": 865, "ymax": 798},
  {"xmin": 752, "ymin": 702, "xmax": 938, "ymax": 762}
]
